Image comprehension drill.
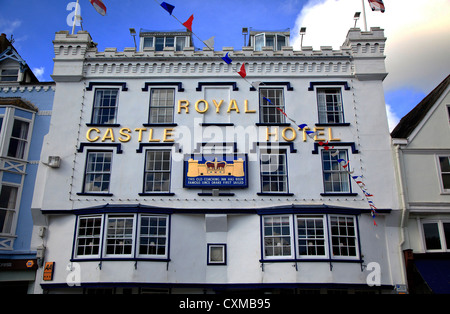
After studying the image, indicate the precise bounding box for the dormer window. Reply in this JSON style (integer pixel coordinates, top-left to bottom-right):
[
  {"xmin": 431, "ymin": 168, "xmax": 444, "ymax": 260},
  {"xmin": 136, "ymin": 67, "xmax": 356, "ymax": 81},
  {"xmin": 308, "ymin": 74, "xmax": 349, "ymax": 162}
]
[
  {"xmin": 143, "ymin": 36, "xmax": 186, "ymax": 51},
  {"xmin": 251, "ymin": 31, "xmax": 289, "ymax": 52},
  {"xmin": 0, "ymin": 69, "xmax": 18, "ymax": 82},
  {"xmin": 140, "ymin": 30, "xmax": 191, "ymax": 52}
]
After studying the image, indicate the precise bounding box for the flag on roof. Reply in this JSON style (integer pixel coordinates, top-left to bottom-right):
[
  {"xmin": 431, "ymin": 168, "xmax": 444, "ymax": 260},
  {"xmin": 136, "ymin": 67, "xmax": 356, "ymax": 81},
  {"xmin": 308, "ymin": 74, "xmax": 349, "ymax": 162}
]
[
  {"xmin": 89, "ymin": 0, "xmax": 107, "ymax": 16},
  {"xmin": 367, "ymin": 0, "xmax": 385, "ymax": 13}
]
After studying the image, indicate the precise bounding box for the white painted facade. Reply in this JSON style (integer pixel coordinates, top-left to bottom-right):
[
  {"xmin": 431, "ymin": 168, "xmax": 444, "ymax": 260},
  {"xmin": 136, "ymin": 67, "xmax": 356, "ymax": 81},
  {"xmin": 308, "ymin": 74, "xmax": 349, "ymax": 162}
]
[
  {"xmin": 392, "ymin": 75, "xmax": 450, "ymax": 293},
  {"xmin": 30, "ymin": 27, "xmax": 403, "ymax": 294}
]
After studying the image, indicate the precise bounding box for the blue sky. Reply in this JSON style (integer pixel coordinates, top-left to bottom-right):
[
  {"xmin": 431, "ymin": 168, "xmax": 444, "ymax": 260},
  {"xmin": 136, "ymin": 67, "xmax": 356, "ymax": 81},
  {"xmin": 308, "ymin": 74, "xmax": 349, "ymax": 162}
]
[{"xmin": 1, "ymin": 0, "xmax": 449, "ymax": 130}]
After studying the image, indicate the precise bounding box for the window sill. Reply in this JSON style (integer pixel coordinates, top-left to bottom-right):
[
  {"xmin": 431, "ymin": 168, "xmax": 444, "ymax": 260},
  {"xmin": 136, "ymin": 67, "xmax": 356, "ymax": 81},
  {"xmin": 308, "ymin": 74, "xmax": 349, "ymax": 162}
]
[
  {"xmin": 320, "ymin": 193, "xmax": 358, "ymax": 197},
  {"xmin": 198, "ymin": 192, "xmax": 235, "ymax": 196},
  {"xmin": 138, "ymin": 192, "xmax": 175, "ymax": 196},
  {"xmin": 86, "ymin": 123, "xmax": 121, "ymax": 127},
  {"xmin": 76, "ymin": 192, "xmax": 114, "ymax": 197},
  {"xmin": 260, "ymin": 258, "xmax": 363, "ymax": 263},
  {"xmin": 315, "ymin": 123, "xmax": 350, "ymax": 127},
  {"xmin": 142, "ymin": 123, "xmax": 178, "ymax": 127},
  {"xmin": 200, "ymin": 123, "xmax": 235, "ymax": 127},
  {"xmin": 71, "ymin": 257, "xmax": 170, "ymax": 263},
  {"xmin": 257, "ymin": 192, "xmax": 294, "ymax": 196},
  {"xmin": 255, "ymin": 123, "xmax": 291, "ymax": 127}
]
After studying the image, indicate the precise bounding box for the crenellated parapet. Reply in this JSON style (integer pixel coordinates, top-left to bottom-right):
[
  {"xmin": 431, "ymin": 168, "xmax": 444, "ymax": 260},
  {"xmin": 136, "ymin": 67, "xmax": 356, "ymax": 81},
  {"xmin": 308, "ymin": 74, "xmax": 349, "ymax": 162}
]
[{"xmin": 52, "ymin": 27, "xmax": 387, "ymax": 81}]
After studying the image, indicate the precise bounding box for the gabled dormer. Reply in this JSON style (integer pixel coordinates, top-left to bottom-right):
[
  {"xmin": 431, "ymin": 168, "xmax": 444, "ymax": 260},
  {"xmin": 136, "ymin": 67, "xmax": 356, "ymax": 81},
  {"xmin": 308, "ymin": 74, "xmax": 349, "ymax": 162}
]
[
  {"xmin": 0, "ymin": 33, "xmax": 38, "ymax": 84},
  {"xmin": 249, "ymin": 29, "xmax": 290, "ymax": 51}
]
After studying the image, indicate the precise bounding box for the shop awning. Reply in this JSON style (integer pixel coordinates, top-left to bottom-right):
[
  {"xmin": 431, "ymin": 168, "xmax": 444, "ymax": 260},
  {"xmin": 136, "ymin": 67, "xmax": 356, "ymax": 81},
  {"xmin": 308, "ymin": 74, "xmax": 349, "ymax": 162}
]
[{"xmin": 414, "ymin": 259, "xmax": 450, "ymax": 294}]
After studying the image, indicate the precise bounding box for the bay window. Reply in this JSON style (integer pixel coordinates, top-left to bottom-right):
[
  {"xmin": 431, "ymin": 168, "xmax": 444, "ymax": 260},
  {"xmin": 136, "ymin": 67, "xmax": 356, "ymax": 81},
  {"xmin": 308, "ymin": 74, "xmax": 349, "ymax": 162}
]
[{"xmin": 261, "ymin": 214, "xmax": 360, "ymax": 261}]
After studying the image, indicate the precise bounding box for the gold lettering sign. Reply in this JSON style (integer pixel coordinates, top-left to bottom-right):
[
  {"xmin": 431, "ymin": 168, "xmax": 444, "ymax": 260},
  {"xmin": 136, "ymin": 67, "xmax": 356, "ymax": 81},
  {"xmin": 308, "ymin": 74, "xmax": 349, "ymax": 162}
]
[{"xmin": 176, "ymin": 99, "xmax": 256, "ymax": 114}]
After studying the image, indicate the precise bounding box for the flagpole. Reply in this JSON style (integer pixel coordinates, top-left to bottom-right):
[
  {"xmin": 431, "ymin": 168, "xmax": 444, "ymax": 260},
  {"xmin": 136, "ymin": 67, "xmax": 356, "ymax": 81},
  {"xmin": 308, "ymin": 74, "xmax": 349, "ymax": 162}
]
[
  {"xmin": 361, "ymin": 0, "xmax": 368, "ymax": 31},
  {"xmin": 72, "ymin": 0, "xmax": 80, "ymax": 34}
]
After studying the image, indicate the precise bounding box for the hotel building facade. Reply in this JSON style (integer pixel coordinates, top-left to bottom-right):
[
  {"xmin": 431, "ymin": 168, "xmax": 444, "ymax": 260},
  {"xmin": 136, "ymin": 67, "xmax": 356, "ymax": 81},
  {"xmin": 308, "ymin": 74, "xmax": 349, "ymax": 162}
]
[{"xmin": 30, "ymin": 27, "xmax": 404, "ymax": 294}]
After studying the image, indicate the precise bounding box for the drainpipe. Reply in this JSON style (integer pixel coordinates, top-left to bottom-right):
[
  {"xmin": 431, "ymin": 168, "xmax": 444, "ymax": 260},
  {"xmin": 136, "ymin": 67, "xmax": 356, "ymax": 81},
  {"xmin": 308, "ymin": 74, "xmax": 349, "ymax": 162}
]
[{"xmin": 393, "ymin": 141, "xmax": 408, "ymax": 286}]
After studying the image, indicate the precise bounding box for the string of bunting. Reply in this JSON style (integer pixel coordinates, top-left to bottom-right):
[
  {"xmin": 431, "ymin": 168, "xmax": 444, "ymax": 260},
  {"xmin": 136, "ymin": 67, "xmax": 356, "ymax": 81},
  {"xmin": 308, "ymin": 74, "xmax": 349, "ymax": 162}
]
[{"xmin": 154, "ymin": 1, "xmax": 378, "ymax": 226}]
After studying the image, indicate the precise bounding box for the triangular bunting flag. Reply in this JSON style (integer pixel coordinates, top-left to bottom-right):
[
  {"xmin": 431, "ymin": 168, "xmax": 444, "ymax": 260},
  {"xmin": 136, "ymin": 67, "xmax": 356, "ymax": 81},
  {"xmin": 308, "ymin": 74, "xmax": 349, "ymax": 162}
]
[
  {"xmin": 251, "ymin": 81, "xmax": 262, "ymax": 90},
  {"xmin": 160, "ymin": 2, "xmax": 175, "ymax": 15},
  {"xmin": 183, "ymin": 14, "xmax": 194, "ymax": 32},
  {"xmin": 222, "ymin": 52, "xmax": 232, "ymax": 64},
  {"xmin": 203, "ymin": 36, "xmax": 215, "ymax": 50},
  {"xmin": 238, "ymin": 63, "xmax": 247, "ymax": 78}
]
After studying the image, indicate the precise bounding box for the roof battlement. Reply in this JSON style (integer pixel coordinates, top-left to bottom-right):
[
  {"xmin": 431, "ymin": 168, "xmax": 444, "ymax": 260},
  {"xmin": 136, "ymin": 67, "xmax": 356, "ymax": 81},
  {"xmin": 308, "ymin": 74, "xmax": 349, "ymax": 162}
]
[{"xmin": 51, "ymin": 27, "xmax": 387, "ymax": 81}]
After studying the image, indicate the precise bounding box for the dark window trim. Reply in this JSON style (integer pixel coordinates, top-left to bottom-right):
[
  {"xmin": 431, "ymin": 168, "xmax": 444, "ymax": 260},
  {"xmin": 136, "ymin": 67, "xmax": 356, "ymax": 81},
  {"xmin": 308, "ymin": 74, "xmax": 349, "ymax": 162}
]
[
  {"xmin": 250, "ymin": 82, "xmax": 294, "ymax": 91},
  {"xmin": 308, "ymin": 81, "xmax": 350, "ymax": 91},
  {"xmin": 86, "ymin": 82, "xmax": 128, "ymax": 91},
  {"xmin": 142, "ymin": 82, "xmax": 184, "ymax": 92},
  {"xmin": 196, "ymin": 82, "xmax": 238, "ymax": 91}
]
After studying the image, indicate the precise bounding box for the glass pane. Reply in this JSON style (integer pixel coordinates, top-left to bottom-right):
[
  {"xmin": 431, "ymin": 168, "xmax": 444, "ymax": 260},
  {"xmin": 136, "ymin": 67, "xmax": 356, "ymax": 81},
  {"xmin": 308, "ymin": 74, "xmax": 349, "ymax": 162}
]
[
  {"xmin": 443, "ymin": 223, "xmax": 450, "ymax": 250},
  {"xmin": 276, "ymin": 35, "xmax": 286, "ymax": 51},
  {"xmin": 255, "ymin": 34, "xmax": 264, "ymax": 51},
  {"xmin": 155, "ymin": 37, "xmax": 164, "ymax": 51},
  {"xmin": 176, "ymin": 37, "xmax": 186, "ymax": 51},
  {"xmin": 423, "ymin": 223, "xmax": 441, "ymax": 250},
  {"xmin": 440, "ymin": 157, "xmax": 450, "ymax": 172},
  {"xmin": 143, "ymin": 37, "xmax": 154, "ymax": 48}
]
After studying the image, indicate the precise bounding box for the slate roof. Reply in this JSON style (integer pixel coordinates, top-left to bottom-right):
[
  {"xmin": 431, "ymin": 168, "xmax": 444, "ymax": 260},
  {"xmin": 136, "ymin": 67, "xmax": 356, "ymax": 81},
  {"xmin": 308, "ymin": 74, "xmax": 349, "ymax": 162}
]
[{"xmin": 391, "ymin": 74, "xmax": 450, "ymax": 139}]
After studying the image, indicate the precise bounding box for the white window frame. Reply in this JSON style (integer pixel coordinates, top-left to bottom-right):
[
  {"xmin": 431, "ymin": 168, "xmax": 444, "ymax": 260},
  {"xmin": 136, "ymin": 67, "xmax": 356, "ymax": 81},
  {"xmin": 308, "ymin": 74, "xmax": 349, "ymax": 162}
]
[
  {"xmin": 436, "ymin": 155, "xmax": 450, "ymax": 194},
  {"xmin": 254, "ymin": 33, "xmax": 287, "ymax": 51},
  {"xmin": 0, "ymin": 68, "xmax": 19, "ymax": 82},
  {"xmin": 259, "ymin": 88, "xmax": 286, "ymax": 124},
  {"xmin": 328, "ymin": 215, "xmax": 359, "ymax": 260},
  {"xmin": 0, "ymin": 183, "xmax": 20, "ymax": 237},
  {"xmin": 322, "ymin": 149, "xmax": 351, "ymax": 194},
  {"xmin": 91, "ymin": 88, "xmax": 120, "ymax": 125},
  {"xmin": 0, "ymin": 107, "xmax": 34, "ymax": 161},
  {"xmin": 142, "ymin": 36, "xmax": 187, "ymax": 51},
  {"xmin": 420, "ymin": 219, "xmax": 450, "ymax": 252},
  {"xmin": 103, "ymin": 215, "xmax": 136, "ymax": 258},
  {"xmin": 259, "ymin": 149, "xmax": 288, "ymax": 193},
  {"xmin": 149, "ymin": 88, "xmax": 175, "ymax": 124},
  {"xmin": 75, "ymin": 215, "xmax": 103, "ymax": 258},
  {"xmin": 207, "ymin": 243, "xmax": 227, "ymax": 265},
  {"xmin": 7, "ymin": 118, "xmax": 30, "ymax": 160},
  {"xmin": 137, "ymin": 215, "xmax": 169, "ymax": 259},
  {"xmin": 317, "ymin": 88, "xmax": 344, "ymax": 124},
  {"xmin": 83, "ymin": 151, "xmax": 113, "ymax": 194},
  {"xmin": 143, "ymin": 149, "xmax": 172, "ymax": 193},
  {"xmin": 295, "ymin": 215, "xmax": 329, "ymax": 259},
  {"xmin": 262, "ymin": 215, "xmax": 293, "ymax": 259}
]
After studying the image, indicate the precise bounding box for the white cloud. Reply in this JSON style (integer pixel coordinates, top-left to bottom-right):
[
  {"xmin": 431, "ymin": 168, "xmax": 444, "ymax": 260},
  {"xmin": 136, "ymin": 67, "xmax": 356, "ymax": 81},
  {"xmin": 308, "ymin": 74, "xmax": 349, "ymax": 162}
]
[
  {"xmin": 32, "ymin": 67, "xmax": 45, "ymax": 81},
  {"xmin": 385, "ymin": 104, "xmax": 400, "ymax": 132},
  {"xmin": 0, "ymin": 18, "xmax": 22, "ymax": 35},
  {"xmin": 291, "ymin": 0, "xmax": 450, "ymax": 93}
]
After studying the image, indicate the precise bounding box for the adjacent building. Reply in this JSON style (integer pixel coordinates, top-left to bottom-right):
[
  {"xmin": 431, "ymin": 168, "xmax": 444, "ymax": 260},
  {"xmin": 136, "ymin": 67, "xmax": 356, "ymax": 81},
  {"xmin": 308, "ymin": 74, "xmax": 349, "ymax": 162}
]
[
  {"xmin": 391, "ymin": 74, "xmax": 450, "ymax": 294},
  {"xmin": 30, "ymin": 27, "xmax": 404, "ymax": 294},
  {"xmin": 0, "ymin": 33, "xmax": 54, "ymax": 293}
]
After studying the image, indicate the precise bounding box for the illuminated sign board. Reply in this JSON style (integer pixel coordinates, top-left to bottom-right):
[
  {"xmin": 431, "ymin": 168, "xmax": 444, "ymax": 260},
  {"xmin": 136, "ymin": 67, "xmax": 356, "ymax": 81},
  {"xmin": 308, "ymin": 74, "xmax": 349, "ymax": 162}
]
[{"xmin": 184, "ymin": 154, "xmax": 248, "ymax": 188}]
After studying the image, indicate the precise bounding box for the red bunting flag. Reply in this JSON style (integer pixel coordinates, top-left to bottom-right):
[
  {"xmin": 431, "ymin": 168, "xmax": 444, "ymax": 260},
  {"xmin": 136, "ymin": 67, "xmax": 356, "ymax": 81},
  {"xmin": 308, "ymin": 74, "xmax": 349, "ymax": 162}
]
[
  {"xmin": 89, "ymin": 0, "xmax": 107, "ymax": 16},
  {"xmin": 183, "ymin": 14, "xmax": 194, "ymax": 32},
  {"xmin": 238, "ymin": 63, "xmax": 247, "ymax": 78}
]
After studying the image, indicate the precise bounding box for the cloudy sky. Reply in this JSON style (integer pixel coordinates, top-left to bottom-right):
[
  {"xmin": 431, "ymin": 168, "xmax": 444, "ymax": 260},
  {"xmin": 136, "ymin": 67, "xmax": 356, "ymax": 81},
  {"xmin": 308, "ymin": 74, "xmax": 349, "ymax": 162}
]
[{"xmin": 1, "ymin": 0, "xmax": 449, "ymax": 130}]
